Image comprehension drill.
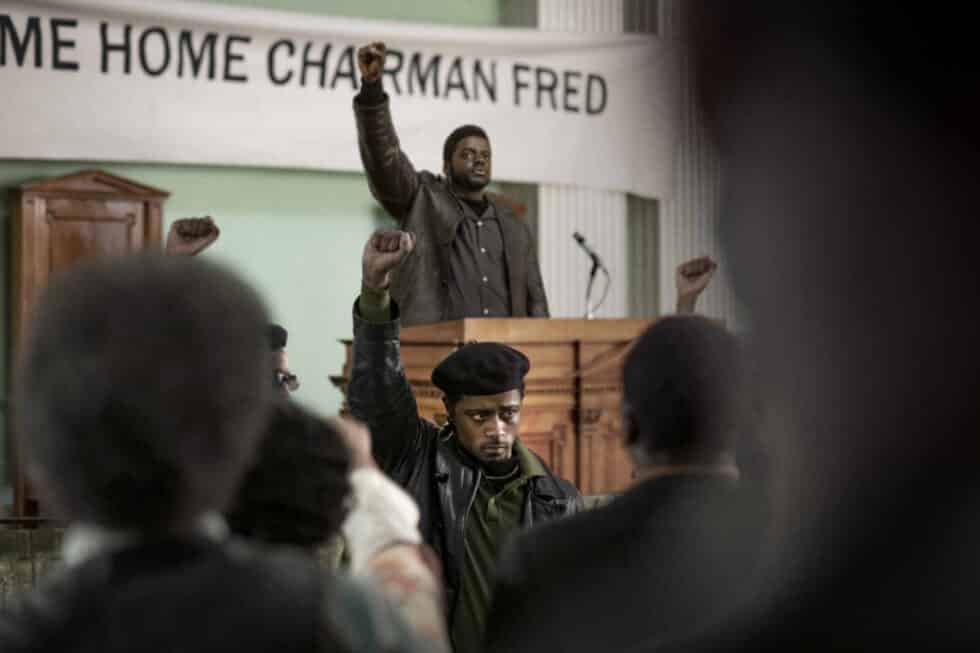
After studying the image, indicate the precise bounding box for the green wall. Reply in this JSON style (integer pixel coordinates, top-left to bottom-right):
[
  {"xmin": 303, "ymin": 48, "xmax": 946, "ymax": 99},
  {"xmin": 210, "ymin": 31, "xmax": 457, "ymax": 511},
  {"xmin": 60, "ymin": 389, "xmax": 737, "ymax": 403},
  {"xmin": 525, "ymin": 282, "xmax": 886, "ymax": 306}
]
[
  {"xmin": 0, "ymin": 0, "xmax": 501, "ymax": 510},
  {"xmin": 212, "ymin": 0, "xmax": 498, "ymax": 24}
]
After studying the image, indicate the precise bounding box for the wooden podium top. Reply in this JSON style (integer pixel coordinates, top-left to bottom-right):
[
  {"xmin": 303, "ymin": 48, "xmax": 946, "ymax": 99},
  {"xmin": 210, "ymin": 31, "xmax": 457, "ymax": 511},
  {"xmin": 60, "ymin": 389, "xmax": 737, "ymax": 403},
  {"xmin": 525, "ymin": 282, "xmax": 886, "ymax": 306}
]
[{"xmin": 400, "ymin": 317, "xmax": 654, "ymax": 345}]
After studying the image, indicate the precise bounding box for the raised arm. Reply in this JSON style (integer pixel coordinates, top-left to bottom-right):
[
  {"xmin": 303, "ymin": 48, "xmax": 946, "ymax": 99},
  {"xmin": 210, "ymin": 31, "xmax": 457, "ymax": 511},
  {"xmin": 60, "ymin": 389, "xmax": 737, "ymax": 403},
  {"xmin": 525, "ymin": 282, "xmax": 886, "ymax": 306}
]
[
  {"xmin": 675, "ymin": 256, "xmax": 717, "ymax": 314},
  {"xmin": 354, "ymin": 42, "xmax": 420, "ymax": 223},
  {"xmin": 347, "ymin": 230, "xmax": 426, "ymax": 473}
]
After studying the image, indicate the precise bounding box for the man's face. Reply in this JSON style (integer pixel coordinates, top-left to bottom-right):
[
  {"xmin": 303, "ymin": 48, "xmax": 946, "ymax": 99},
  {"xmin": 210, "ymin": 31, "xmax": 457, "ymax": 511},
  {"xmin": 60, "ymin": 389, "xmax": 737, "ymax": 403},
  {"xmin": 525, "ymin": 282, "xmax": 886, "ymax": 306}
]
[
  {"xmin": 447, "ymin": 136, "xmax": 492, "ymax": 191},
  {"xmin": 449, "ymin": 389, "xmax": 522, "ymax": 463}
]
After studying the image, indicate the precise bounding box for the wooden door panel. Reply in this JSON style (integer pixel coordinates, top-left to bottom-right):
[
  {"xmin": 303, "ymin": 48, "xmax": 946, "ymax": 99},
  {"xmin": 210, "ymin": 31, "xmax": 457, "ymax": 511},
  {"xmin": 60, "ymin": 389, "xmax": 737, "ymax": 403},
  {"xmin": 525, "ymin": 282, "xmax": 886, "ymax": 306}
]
[{"xmin": 45, "ymin": 199, "xmax": 145, "ymax": 271}]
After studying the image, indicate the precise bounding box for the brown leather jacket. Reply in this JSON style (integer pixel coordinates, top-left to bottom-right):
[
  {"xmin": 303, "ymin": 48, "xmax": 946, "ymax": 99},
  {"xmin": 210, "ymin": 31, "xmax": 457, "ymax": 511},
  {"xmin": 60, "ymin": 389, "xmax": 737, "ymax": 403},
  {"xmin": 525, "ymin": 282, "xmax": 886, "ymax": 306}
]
[{"xmin": 354, "ymin": 95, "xmax": 550, "ymax": 327}]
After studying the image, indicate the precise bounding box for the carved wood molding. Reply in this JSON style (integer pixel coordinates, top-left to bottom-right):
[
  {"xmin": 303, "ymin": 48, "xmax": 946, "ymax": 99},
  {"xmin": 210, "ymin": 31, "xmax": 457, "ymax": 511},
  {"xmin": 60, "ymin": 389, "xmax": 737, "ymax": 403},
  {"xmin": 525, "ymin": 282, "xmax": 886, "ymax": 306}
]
[
  {"xmin": 580, "ymin": 407, "xmax": 604, "ymax": 426},
  {"xmin": 46, "ymin": 212, "xmax": 137, "ymax": 226},
  {"xmin": 579, "ymin": 383, "xmax": 624, "ymax": 394},
  {"xmin": 19, "ymin": 170, "xmax": 169, "ymax": 198}
]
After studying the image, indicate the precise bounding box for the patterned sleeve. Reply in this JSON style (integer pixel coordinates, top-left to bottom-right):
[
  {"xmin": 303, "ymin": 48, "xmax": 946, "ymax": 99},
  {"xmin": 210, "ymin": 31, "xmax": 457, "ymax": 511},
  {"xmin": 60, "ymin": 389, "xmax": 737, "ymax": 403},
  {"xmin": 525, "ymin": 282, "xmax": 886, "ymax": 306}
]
[
  {"xmin": 320, "ymin": 553, "xmax": 448, "ymax": 653},
  {"xmin": 361, "ymin": 544, "xmax": 449, "ymax": 653},
  {"xmin": 336, "ymin": 467, "xmax": 451, "ymax": 653}
]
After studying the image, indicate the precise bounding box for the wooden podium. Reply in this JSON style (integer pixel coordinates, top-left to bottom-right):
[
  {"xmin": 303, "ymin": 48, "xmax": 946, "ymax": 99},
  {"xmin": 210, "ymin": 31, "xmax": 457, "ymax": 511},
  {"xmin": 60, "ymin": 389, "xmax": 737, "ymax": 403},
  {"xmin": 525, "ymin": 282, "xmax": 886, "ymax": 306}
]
[{"xmin": 334, "ymin": 317, "xmax": 654, "ymax": 495}]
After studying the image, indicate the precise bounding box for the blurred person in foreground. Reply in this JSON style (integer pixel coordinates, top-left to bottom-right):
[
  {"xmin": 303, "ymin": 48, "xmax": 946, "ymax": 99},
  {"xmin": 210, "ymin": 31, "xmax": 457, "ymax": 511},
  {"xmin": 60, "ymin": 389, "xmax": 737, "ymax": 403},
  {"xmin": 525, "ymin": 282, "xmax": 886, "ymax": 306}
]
[
  {"xmin": 0, "ymin": 254, "xmax": 447, "ymax": 653},
  {"xmin": 228, "ymin": 400, "xmax": 449, "ymax": 650},
  {"xmin": 349, "ymin": 229, "xmax": 581, "ymax": 652},
  {"xmin": 483, "ymin": 316, "xmax": 765, "ymax": 653},
  {"xmin": 652, "ymin": 2, "xmax": 980, "ymax": 649},
  {"xmin": 226, "ymin": 401, "xmax": 351, "ymax": 565}
]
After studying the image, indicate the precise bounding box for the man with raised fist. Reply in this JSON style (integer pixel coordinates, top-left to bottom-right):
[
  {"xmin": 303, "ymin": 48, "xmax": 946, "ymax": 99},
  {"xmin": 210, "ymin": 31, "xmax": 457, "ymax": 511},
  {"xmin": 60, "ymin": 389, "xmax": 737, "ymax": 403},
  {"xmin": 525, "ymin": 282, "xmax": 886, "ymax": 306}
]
[
  {"xmin": 348, "ymin": 229, "xmax": 580, "ymax": 652},
  {"xmin": 352, "ymin": 42, "xmax": 550, "ymax": 327}
]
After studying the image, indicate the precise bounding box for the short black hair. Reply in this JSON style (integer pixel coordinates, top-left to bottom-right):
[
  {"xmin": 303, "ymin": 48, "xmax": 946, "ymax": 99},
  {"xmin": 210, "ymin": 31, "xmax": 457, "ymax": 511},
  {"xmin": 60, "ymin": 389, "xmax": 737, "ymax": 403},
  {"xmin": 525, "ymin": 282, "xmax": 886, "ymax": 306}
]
[
  {"xmin": 443, "ymin": 124, "xmax": 489, "ymax": 166},
  {"xmin": 227, "ymin": 401, "xmax": 352, "ymax": 548},
  {"xmin": 266, "ymin": 323, "xmax": 288, "ymax": 351},
  {"xmin": 623, "ymin": 316, "xmax": 743, "ymax": 458},
  {"xmin": 17, "ymin": 254, "xmax": 272, "ymax": 530}
]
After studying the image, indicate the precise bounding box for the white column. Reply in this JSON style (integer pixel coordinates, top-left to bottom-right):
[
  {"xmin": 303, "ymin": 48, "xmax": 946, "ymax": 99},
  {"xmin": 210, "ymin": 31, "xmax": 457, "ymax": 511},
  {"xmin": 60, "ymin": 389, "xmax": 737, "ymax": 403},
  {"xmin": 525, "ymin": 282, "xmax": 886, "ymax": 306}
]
[
  {"xmin": 538, "ymin": 0, "xmax": 625, "ymax": 32},
  {"xmin": 536, "ymin": 0, "xmax": 630, "ymax": 318}
]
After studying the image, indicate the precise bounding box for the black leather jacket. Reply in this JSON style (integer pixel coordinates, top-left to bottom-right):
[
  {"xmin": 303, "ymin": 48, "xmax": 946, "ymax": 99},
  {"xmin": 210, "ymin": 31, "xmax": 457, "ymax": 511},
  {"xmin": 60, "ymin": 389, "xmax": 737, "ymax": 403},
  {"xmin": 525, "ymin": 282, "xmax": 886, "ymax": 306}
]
[
  {"xmin": 354, "ymin": 93, "xmax": 550, "ymax": 327},
  {"xmin": 347, "ymin": 303, "xmax": 581, "ymax": 620}
]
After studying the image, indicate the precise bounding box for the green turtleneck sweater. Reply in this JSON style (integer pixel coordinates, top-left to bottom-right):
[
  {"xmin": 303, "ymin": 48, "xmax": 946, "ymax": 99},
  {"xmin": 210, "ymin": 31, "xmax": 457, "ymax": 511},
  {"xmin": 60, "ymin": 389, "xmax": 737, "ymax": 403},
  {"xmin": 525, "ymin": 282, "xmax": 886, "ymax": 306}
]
[{"xmin": 451, "ymin": 440, "xmax": 545, "ymax": 653}]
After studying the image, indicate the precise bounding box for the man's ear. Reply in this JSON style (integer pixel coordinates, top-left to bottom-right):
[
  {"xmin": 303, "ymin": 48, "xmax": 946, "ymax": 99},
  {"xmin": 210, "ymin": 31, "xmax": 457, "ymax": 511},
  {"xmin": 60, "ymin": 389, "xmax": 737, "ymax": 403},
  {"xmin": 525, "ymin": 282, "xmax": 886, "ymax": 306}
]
[
  {"xmin": 621, "ymin": 403, "xmax": 647, "ymax": 465},
  {"xmin": 442, "ymin": 397, "xmax": 454, "ymax": 423},
  {"xmin": 623, "ymin": 406, "xmax": 639, "ymax": 448}
]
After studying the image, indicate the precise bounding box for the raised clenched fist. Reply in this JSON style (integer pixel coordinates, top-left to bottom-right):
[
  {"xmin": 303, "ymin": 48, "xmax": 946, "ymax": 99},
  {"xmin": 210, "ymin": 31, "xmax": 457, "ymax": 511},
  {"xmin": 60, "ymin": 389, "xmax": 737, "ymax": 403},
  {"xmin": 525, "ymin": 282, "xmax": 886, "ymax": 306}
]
[
  {"xmin": 362, "ymin": 229, "xmax": 415, "ymax": 291},
  {"xmin": 675, "ymin": 256, "xmax": 718, "ymax": 313},
  {"xmin": 164, "ymin": 217, "xmax": 220, "ymax": 256},
  {"xmin": 357, "ymin": 42, "xmax": 387, "ymax": 83}
]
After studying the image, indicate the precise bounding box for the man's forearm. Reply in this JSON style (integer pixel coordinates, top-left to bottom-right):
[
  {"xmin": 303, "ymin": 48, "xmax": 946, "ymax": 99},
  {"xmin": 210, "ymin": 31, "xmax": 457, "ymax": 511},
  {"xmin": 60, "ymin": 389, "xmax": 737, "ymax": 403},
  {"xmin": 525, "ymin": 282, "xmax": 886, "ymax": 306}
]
[
  {"xmin": 348, "ymin": 290, "xmax": 422, "ymax": 473},
  {"xmin": 356, "ymin": 77, "xmax": 386, "ymax": 106},
  {"xmin": 676, "ymin": 294, "xmax": 698, "ymax": 314},
  {"xmin": 358, "ymin": 286, "xmax": 393, "ymax": 323}
]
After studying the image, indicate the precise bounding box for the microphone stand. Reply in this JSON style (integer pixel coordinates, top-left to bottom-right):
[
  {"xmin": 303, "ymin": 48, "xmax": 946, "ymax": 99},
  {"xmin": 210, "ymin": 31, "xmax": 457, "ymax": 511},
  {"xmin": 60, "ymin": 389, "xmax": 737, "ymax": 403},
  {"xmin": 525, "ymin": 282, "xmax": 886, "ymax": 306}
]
[
  {"xmin": 574, "ymin": 232, "xmax": 611, "ymax": 320},
  {"xmin": 585, "ymin": 258, "xmax": 600, "ymax": 320},
  {"xmin": 585, "ymin": 258, "xmax": 612, "ymax": 320}
]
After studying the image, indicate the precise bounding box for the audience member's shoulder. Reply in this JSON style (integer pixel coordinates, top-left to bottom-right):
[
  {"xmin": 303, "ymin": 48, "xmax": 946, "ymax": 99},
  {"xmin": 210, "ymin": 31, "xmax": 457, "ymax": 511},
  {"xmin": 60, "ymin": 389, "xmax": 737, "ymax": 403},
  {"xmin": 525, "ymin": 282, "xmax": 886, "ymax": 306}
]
[
  {"xmin": 224, "ymin": 537, "xmax": 322, "ymax": 586},
  {"xmin": 514, "ymin": 491, "xmax": 630, "ymax": 561}
]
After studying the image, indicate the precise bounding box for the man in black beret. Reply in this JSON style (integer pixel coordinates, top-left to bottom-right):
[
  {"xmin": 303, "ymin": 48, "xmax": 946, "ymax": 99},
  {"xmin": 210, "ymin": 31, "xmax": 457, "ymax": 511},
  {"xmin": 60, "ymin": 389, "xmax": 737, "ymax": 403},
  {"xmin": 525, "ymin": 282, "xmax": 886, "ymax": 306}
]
[
  {"xmin": 351, "ymin": 42, "xmax": 550, "ymax": 327},
  {"xmin": 348, "ymin": 230, "xmax": 581, "ymax": 653}
]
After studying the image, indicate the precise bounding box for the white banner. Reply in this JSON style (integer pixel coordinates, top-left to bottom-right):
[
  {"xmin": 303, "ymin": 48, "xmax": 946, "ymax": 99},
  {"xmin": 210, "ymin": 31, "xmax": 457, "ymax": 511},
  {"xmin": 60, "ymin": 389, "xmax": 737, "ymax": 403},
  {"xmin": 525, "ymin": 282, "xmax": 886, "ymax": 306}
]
[{"xmin": 0, "ymin": 0, "xmax": 677, "ymax": 198}]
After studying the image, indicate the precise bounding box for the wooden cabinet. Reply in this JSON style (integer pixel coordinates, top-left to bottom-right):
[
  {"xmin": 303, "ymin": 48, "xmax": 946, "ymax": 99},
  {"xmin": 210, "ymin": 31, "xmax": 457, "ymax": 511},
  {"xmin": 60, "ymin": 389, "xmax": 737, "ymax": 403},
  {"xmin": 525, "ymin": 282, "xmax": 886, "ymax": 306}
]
[
  {"xmin": 332, "ymin": 317, "xmax": 654, "ymax": 495},
  {"xmin": 8, "ymin": 170, "xmax": 169, "ymax": 516}
]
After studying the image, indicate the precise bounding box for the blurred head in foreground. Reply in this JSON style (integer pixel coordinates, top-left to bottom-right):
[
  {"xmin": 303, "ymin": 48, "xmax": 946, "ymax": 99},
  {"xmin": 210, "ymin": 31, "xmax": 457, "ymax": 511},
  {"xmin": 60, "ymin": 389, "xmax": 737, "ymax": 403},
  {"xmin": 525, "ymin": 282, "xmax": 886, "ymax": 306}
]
[
  {"xmin": 17, "ymin": 254, "xmax": 273, "ymax": 533},
  {"xmin": 227, "ymin": 401, "xmax": 352, "ymax": 550},
  {"xmin": 682, "ymin": 0, "xmax": 980, "ymax": 643},
  {"xmin": 623, "ymin": 315, "xmax": 744, "ymax": 476}
]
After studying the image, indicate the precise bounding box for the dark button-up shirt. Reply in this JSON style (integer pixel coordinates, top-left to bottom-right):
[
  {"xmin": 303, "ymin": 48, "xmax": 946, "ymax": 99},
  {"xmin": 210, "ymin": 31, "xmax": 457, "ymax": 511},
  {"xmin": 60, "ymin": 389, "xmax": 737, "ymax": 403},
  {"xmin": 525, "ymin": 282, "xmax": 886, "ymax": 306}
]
[{"xmin": 446, "ymin": 198, "xmax": 512, "ymax": 320}]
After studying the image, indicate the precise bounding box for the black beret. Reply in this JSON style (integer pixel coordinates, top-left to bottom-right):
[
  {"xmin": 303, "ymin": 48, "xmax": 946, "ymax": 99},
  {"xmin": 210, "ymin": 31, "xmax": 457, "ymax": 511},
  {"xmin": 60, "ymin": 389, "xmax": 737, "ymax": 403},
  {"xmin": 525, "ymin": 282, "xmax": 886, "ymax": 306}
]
[
  {"xmin": 266, "ymin": 323, "xmax": 288, "ymax": 351},
  {"xmin": 432, "ymin": 342, "xmax": 530, "ymax": 397}
]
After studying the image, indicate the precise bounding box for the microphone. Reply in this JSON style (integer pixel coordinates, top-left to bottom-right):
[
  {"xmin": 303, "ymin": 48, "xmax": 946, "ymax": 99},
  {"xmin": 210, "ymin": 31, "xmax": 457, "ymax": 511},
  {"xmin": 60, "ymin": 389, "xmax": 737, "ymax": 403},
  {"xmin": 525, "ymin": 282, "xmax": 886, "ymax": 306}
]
[{"xmin": 573, "ymin": 232, "xmax": 604, "ymax": 268}]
